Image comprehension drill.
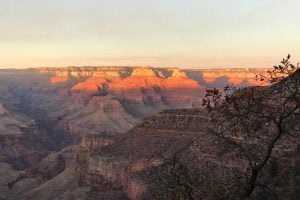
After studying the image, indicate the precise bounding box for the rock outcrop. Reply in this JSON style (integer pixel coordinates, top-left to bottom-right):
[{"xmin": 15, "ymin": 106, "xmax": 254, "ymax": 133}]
[
  {"xmin": 73, "ymin": 106, "xmax": 298, "ymax": 199},
  {"xmin": 75, "ymin": 134, "xmax": 161, "ymax": 200},
  {"xmin": 0, "ymin": 102, "xmax": 27, "ymax": 146},
  {"xmin": 42, "ymin": 67, "xmax": 270, "ymax": 109},
  {"xmin": 50, "ymin": 74, "xmax": 69, "ymax": 84},
  {"xmin": 68, "ymin": 109, "xmax": 208, "ymax": 199},
  {"xmin": 69, "ymin": 67, "xmax": 204, "ymax": 108}
]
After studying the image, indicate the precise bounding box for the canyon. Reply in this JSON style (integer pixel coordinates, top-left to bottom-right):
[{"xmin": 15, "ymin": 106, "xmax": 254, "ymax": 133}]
[{"xmin": 1, "ymin": 66, "xmax": 296, "ymax": 200}]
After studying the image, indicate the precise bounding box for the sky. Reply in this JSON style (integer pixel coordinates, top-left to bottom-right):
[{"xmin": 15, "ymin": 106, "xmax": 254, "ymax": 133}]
[{"xmin": 0, "ymin": 0, "xmax": 299, "ymax": 68}]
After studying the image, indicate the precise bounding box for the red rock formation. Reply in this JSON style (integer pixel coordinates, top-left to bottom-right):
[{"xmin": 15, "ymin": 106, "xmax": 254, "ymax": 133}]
[
  {"xmin": 72, "ymin": 76, "xmax": 106, "ymax": 92},
  {"xmin": 38, "ymin": 67, "xmax": 273, "ymax": 137},
  {"xmin": 164, "ymin": 69, "xmax": 199, "ymax": 89},
  {"xmin": 68, "ymin": 67, "xmax": 204, "ymax": 107},
  {"xmin": 72, "ymin": 71, "xmax": 122, "ymax": 92},
  {"xmin": 50, "ymin": 71, "xmax": 69, "ymax": 84},
  {"xmin": 47, "ymin": 67, "xmax": 271, "ymax": 91}
]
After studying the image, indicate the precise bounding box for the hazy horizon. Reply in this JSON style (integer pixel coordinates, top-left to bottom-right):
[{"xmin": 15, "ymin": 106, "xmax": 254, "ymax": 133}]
[
  {"xmin": 0, "ymin": 0, "xmax": 299, "ymax": 68},
  {"xmin": 0, "ymin": 65, "xmax": 273, "ymax": 70}
]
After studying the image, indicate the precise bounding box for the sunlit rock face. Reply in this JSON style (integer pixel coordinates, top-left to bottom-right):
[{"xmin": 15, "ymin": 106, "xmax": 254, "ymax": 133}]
[
  {"xmin": 42, "ymin": 66, "xmax": 270, "ymax": 113},
  {"xmin": 108, "ymin": 67, "xmax": 202, "ymax": 104},
  {"xmin": 72, "ymin": 76, "xmax": 106, "ymax": 92},
  {"xmin": 46, "ymin": 66, "xmax": 270, "ymax": 89},
  {"xmin": 110, "ymin": 67, "xmax": 163, "ymax": 90},
  {"xmin": 72, "ymin": 70, "xmax": 123, "ymax": 92},
  {"xmin": 56, "ymin": 67, "xmax": 205, "ymax": 107},
  {"xmin": 130, "ymin": 67, "xmax": 158, "ymax": 77},
  {"xmin": 165, "ymin": 69, "xmax": 200, "ymax": 89},
  {"xmin": 50, "ymin": 71, "xmax": 70, "ymax": 84},
  {"xmin": 50, "ymin": 75, "xmax": 69, "ymax": 84}
]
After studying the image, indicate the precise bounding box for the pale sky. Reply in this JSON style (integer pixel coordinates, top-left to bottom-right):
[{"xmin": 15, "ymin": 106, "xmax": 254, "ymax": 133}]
[{"xmin": 0, "ymin": 0, "xmax": 299, "ymax": 68}]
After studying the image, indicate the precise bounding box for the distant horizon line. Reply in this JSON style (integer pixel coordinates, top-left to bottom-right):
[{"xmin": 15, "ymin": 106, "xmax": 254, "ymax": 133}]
[{"xmin": 0, "ymin": 65, "xmax": 272, "ymax": 70}]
